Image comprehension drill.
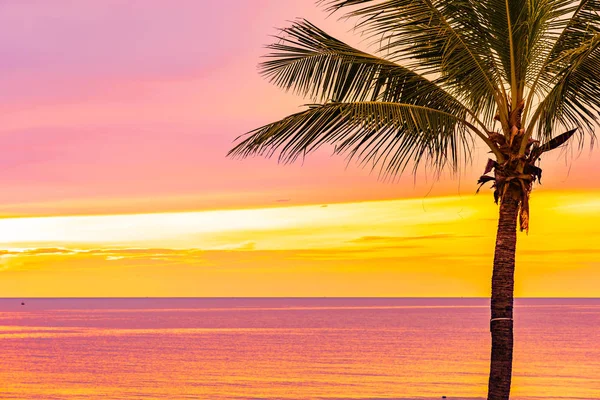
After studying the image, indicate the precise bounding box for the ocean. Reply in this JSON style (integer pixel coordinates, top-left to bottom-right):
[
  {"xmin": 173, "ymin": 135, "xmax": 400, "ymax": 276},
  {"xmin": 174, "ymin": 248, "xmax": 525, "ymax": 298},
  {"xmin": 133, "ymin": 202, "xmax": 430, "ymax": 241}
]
[{"xmin": 0, "ymin": 298, "xmax": 598, "ymax": 399}]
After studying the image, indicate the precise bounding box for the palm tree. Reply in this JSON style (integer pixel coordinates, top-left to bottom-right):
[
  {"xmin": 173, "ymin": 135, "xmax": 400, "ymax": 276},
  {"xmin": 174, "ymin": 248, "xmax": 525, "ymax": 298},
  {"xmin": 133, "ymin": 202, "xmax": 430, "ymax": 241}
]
[{"xmin": 228, "ymin": 1, "xmax": 600, "ymax": 399}]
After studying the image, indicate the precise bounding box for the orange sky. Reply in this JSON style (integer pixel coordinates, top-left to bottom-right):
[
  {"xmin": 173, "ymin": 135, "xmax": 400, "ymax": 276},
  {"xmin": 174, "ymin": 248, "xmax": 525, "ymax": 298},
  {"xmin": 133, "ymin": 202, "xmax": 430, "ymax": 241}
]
[
  {"xmin": 0, "ymin": 1, "xmax": 598, "ymax": 297},
  {"xmin": 1, "ymin": 190, "xmax": 599, "ymax": 297}
]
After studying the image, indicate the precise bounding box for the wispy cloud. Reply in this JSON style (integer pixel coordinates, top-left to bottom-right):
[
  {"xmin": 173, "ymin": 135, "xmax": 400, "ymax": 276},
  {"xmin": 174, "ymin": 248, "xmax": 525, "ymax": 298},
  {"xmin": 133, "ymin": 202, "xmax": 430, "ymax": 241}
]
[{"xmin": 348, "ymin": 234, "xmax": 481, "ymax": 244}]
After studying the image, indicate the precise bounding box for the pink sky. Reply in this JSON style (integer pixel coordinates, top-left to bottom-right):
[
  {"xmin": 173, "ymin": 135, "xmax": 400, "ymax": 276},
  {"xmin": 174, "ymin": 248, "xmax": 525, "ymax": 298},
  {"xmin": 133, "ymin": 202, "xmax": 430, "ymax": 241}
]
[{"xmin": 1, "ymin": 0, "xmax": 598, "ymax": 217}]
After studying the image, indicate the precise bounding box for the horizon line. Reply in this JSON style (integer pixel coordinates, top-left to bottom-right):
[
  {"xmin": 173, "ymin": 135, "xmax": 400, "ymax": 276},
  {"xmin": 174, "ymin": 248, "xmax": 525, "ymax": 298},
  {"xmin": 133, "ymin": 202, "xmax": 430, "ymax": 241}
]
[{"xmin": 2, "ymin": 297, "xmax": 599, "ymax": 300}]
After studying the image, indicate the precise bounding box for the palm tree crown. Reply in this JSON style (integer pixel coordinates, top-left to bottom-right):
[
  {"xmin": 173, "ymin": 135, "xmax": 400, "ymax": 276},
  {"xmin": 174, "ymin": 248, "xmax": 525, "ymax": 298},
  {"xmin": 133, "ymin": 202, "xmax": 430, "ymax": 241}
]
[{"xmin": 230, "ymin": 0, "xmax": 599, "ymax": 230}]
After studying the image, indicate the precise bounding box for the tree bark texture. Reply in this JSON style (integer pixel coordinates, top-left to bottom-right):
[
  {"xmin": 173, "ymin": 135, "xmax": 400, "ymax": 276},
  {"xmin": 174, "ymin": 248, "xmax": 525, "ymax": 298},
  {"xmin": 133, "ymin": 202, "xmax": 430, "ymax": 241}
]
[{"xmin": 487, "ymin": 190, "xmax": 520, "ymax": 400}]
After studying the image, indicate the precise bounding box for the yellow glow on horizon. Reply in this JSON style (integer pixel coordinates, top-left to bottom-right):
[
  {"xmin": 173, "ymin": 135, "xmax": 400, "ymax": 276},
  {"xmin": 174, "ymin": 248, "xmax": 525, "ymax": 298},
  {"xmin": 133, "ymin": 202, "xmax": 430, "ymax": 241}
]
[
  {"xmin": 0, "ymin": 195, "xmax": 476, "ymax": 249},
  {"xmin": 0, "ymin": 190, "xmax": 598, "ymax": 297}
]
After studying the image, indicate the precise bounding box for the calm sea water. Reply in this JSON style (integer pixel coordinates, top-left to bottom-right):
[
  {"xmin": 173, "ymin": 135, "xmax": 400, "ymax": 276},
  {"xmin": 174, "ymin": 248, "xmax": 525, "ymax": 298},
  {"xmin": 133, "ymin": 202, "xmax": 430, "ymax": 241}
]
[{"xmin": 0, "ymin": 298, "xmax": 598, "ymax": 400}]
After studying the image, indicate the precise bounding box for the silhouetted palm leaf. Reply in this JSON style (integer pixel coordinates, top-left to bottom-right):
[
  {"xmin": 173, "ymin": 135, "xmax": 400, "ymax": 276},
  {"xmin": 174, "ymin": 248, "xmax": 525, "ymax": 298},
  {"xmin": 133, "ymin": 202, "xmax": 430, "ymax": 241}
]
[
  {"xmin": 531, "ymin": 128, "xmax": 578, "ymax": 160},
  {"xmin": 261, "ymin": 20, "xmax": 469, "ymax": 118},
  {"xmin": 229, "ymin": 101, "xmax": 474, "ymax": 177},
  {"xmin": 322, "ymin": 0, "xmax": 505, "ymax": 123}
]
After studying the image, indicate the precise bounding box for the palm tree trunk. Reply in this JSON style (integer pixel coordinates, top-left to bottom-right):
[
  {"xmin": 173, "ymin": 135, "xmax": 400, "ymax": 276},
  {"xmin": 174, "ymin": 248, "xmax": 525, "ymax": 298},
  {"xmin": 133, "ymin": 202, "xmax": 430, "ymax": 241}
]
[{"xmin": 487, "ymin": 189, "xmax": 520, "ymax": 400}]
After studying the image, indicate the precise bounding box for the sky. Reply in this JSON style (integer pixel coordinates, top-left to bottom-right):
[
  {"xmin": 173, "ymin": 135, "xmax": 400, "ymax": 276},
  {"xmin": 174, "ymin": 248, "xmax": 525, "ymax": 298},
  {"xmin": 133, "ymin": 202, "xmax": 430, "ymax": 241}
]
[{"xmin": 0, "ymin": 0, "xmax": 599, "ymax": 297}]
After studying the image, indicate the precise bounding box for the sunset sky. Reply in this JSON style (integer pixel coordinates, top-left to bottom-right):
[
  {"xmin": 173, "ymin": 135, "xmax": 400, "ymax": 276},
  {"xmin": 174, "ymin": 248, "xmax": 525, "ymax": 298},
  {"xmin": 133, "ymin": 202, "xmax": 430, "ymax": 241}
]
[{"xmin": 1, "ymin": 0, "xmax": 599, "ymax": 297}]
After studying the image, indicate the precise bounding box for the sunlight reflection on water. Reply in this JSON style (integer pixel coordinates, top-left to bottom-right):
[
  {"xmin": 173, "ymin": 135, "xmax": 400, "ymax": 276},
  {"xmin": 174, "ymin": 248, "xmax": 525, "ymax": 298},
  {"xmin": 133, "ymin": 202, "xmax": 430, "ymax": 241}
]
[{"xmin": 1, "ymin": 298, "xmax": 598, "ymax": 399}]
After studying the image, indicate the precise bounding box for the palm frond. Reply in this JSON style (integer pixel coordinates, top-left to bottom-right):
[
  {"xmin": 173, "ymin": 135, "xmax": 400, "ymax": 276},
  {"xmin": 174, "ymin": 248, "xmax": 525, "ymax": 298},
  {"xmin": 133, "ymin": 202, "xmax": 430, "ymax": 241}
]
[
  {"xmin": 321, "ymin": 0, "xmax": 505, "ymax": 123},
  {"xmin": 542, "ymin": 0, "xmax": 600, "ymax": 74},
  {"xmin": 229, "ymin": 102, "xmax": 476, "ymax": 177},
  {"xmin": 524, "ymin": 0, "xmax": 600, "ymax": 120},
  {"xmin": 532, "ymin": 34, "xmax": 600, "ymax": 144},
  {"xmin": 261, "ymin": 19, "xmax": 468, "ymax": 117},
  {"xmin": 477, "ymin": 0, "xmax": 572, "ymax": 107}
]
